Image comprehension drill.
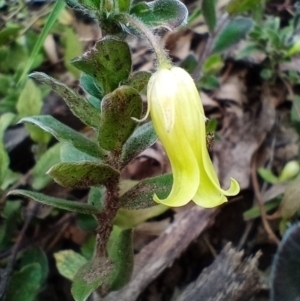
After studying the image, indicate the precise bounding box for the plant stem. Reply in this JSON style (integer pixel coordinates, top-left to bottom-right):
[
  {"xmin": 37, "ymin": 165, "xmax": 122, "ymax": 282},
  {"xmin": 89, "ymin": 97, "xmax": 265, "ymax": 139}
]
[
  {"xmin": 95, "ymin": 176, "xmax": 120, "ymax": 257},
  {"xmin": 122, "ymin": 15, "xmax": 171, "ymax": 69}
]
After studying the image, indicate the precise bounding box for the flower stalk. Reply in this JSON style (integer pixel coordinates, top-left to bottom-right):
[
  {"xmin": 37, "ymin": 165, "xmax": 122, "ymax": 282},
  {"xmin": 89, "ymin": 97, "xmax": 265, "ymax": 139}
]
[{"xmin": 121, "ymin": 15, "xmax": 171, "ymax": 69}]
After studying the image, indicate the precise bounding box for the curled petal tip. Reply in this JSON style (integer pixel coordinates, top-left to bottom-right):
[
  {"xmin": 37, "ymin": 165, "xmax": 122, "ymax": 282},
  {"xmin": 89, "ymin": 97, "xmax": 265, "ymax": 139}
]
[{"xmin": 223, "ymin": 178, "xmax": 240, "ymax": 196}]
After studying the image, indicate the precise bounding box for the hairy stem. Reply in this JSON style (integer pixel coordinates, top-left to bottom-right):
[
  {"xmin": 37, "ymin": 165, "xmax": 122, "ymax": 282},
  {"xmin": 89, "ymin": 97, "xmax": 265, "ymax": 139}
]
[
  {"xmin": 95, "ymin": 176, "xmax": 120, "ymax": 257},
  {"xmin": 122, "ymin": 15, "xmax": 171, "ymax": 69}
]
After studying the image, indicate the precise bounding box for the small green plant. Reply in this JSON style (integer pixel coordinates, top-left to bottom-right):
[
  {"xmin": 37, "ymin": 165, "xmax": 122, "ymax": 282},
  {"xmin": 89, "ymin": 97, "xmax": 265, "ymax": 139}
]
[
  {"xmin": 2, "ymin": 0, "xmax": 242, "ymax": 299},
  {"xmin": 11, "ymin": 0, "xmax": 300, "ymax": 299},
  {"xmin": 235, "ymin": 5, "xmax": 300, "ymax": 83}
]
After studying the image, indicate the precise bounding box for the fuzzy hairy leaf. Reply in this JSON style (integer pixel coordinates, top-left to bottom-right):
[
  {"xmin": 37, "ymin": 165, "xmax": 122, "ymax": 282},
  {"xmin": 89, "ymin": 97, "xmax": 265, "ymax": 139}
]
[
  {"xmin": 8, "ymin": 190, "xmax": 101, "ymax": 214},
  {"xmin": 120, "ymin": 174, "xmax": 173, "ymax": 209},
  {"xmin": 48, "ymin": 162, "xmax": 119, "ymax": 188},
  {"xmin": 120, "ymin": 122, "xmax": 157, "ymax": 168},
  {"xmin": 106, "ymin": 226, "xmax": 133, "ymax": 290},
  {"xmin": 30, "ymin": 72, "xmax": 100, "ymax": 128},
  {"xmin": 72, "ymin": 38, "xmax": 131, "ymax": 94},
  {"xmin": 71, "ymin": 227, "xmax": 133, "ymax": 301},
  {"xmin": 99, "ymin": 86, "xmax": 142, "ymax": 151},
  {"xmin": 60, "ymin": 144, "xmax": 99, "ymax": 163},
  {"xmin": 123, "ymin": 71, "xmax": 151, "ymax": 92},
  {"xmin": 80, "ymin": 73, "xmax": 103, "ymax": 101},
  {"xmin": 130, "ymin": 0, "xmax": 188, "ymax": 29},
  {"xmin": 71, "ymin": 258, "xmax": 113, "ymax": 301},
  {"xmin": 19, "ymin": 115, "xmax": 105, "ymax": 159}
]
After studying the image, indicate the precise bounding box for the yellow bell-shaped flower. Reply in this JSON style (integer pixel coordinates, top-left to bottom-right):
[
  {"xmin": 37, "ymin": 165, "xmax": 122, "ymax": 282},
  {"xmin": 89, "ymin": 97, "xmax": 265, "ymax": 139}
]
[{"xmin": 146, "ymin": 66, "xmax": 240, "ymax": 208}]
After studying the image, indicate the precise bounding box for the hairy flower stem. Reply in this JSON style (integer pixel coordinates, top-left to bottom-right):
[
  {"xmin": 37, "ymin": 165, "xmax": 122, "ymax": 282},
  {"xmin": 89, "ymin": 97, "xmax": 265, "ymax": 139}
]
[
  {"xmin": 122, "ymin": 15, "xmax": 171, "ymax": 69},
  {"xmin": 95, "ymin": 176, "xmax": 120, "ymax": 258}
]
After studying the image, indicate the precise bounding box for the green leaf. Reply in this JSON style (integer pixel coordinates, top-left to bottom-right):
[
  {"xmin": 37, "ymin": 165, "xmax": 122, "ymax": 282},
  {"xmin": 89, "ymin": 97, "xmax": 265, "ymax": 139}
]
[
  {"xmin": 88, "ymin": 186, "xmax": 104, "ymax": 208},
  {"xmin": 107, "ymin": 226, "xmax": 133, "ymax": 290},
  {"xmin": 17, "ymin": 79, "xmax": 50, "ymax": 144},
  {"xmin": 77, "ymin": 0, "xmax": 101, "ymax": 9},
  {"xmin": 7, "ymin": 190, "xmax": 101, "ymax": 214},
  {"xmin": 71, "ymin": 257, "xmax": 113, "ymax": 301},
  {"xmin": 64, "ymin": 27, "xmax": 83, "ymax": 78},
  {"xmin": 72, "ymin": 38, "xmax": 131, "ymax": 94},
  {"xmin": 199, "ymin": 74, "xmax": 219, "ymax": 90},
  {"xmin": 258, "ymin": 168, "xmax": 278, "ymax": 184},
  {"xmin": 32, "ymin": 143, "xmax": 61, "ymax": 190},
  {"xmin": 0, "ymin": 200, "xmax": 21, "ymax": 251},
  {"xmin": 243, "ymin": 198, "xmax": 281, "ymax": 220},
  {"xmin": 270, "ymin": 223, "xmax": 300, "ymax": 301},
  {"xmin": 117, "ymin": 0, "xmax": 131, "ymax": 12},
  {"xmin": 291, "ymin": 95, "xmax": 300, "ymax": 122},
  {"xmin": 0, "ymin": 143, "xmax": 10, "ymax": 185},
  {"xmin": 279, "ymin": 161, "xmax": 300, "ymax": 182},
  {"xmin": 130, "ymin": 0, "xmax": 188, "ymax": 29},
  {"xmin": 4, "ymin": 264, "xmax": 42, "ymax": 301},
  {"xmin": 212, "ymin": 17, "xmax": 254, "ymax": 53},
  {"xmin": 0, "ymin": 112, "xmax": 15, "ymax": 141},
  {"xmin": 227, "ymin": 0, "xmax": 262, "ymax": 15},
  {"xmin": 1, "ymin": 169, "xmax": 20, "ymax": 191},
  {"xmin": 71, "ymin": 227, "xmax": 133, "ymax": 301},
  {"xmin": 47, "ymin": 162, "xmax": 119, "ymax": 188},
  {"xmin": 287, "ymin": 40, "xmax": 300, "ymax": 57},
  {"xmin": 260, "ymin": 68, "xmax": 273, "ymax": 80},
  {"xmin": 76, "ymin": 214, "xmax": 97, "ymax": 231},
  {"xmin": 120, "ymin": 174, "xmax": 173, "ymax": 209},
  {"xmin": 81, "ymin": 236, "xmax": 96, "ymax": 259},
  {"xmin": 19, "ymin": 1, "xmax": 66, "ymax": 83},
  {"xmin": 180, "ymin": 54, "xmax": 198, "ymax": 73},
  {"xmin": 99, "ymin": 86, "xmax": 142, "ymax": 151},
  {"xmin": 279, "ymin": 176, "xmax": 300, "ymax": 218},
  {"xmin": 114, "ymin": 205, "xmax": 168, "ymax": 229},
  {"xmin": 21, "ymin": 248, "xmax": 49, "ymax": 284},
  {"xmin": 19, "ymin": 115, "xmax": 105, "ymax": 159},
  {"xmin": 0, "ymin": 27, "xmax": 20, "ymax": 46},
  {"xmin": 30, "ymin": 72, "xmax": 100, "ymax": 129},
  {"xmin": 60, "ymin": 144, "xmax": 99, "ymax": 163},
  {"xmin": 235, "ymin": 42, "xmax": 263, "ymax": 60},
  {"xmin": 121, "ymin": 122, "xmax": 157, "ymax": 168},
  {"xmin": 203, "ymin": 54, "xmax": 224, "ymax": 74},
  {"xmin": 205, "ymin": 118, "xmax": 218, "ymax": 133},
  {"xmin": 123, "ymin": 71, "xmax": 151, "ymax": 92},
  {"xmin": 202, "ymin": 0, "xmax": 216, "ymax": 33},
  {"xmin": 54, "ymin": 250, "xmax": 87, "ymax": 281},
  {"xmin": 0, "ymin": 115, "xmax": 18, "ymax": 189},
  {"xmin": 80, "ymin": 73, "xmax": 103, "ymax": 101}
]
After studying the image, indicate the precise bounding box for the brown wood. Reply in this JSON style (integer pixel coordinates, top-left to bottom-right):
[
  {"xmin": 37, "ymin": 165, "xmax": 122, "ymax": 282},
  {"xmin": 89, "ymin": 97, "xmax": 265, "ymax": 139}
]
[{"xmin": 175, "ymin": 244, "xmax": 262, "ymax": 301}]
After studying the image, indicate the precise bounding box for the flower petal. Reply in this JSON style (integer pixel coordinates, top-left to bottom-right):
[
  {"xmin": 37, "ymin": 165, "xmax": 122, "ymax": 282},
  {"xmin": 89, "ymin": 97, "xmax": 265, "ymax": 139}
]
[
  {"xmin": 153, "ymin": 139, "xmax": 200, "ymax": 207},
  {"xmin": 193, "ymin": 118, "xmax": 240, "ymax": 207},
  {"xmin": 148, "ymin": 69, "xmax": 200, "ymax": 207}
]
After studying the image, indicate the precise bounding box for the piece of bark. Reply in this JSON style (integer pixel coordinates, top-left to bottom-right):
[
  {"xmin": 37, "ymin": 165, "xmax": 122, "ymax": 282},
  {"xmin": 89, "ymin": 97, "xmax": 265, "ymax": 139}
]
[
  {"xmin": 175, "ymin": 244, "xmax": 262, "ymax": 301},
  {"xmin": 103, "ymin": 206, "xmax": 218, "ymax": 301},
  {"xmin": 213, "ymin": 81, "xmax": 276, "ymax": 190}
]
